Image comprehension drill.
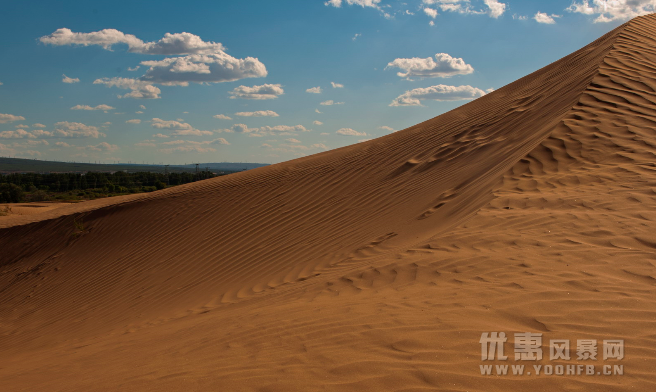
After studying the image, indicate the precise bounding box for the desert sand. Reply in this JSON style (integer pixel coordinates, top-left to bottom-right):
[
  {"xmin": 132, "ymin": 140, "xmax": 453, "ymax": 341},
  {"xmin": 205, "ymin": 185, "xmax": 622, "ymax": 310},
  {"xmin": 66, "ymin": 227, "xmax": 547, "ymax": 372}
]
[{"xmin": 2, "ymin": 15, "xmax": 656, "ymax": 391}]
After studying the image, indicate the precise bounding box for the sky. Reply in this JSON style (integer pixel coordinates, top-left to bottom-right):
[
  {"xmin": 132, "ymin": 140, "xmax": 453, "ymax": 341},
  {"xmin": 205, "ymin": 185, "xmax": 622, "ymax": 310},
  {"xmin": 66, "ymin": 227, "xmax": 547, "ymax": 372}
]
[{"xmin": 0, "ymin": 0, "xmax": 650, "ymax": 165}]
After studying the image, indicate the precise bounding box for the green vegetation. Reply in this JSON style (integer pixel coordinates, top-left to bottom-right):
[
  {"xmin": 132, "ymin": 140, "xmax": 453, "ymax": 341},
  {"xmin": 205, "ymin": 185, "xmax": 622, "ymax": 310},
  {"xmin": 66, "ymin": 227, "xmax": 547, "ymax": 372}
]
[{"xmin": 0, "ymin": 170, "xmax": 220, "ymax": 203}]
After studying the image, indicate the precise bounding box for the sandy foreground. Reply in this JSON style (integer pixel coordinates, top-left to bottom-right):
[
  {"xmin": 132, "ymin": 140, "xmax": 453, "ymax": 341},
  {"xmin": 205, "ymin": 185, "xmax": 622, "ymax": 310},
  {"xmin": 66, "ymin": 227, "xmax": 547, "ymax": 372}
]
[{"xmin": 2, "ymin": 15, "xmax": 656, "ymax": 392}]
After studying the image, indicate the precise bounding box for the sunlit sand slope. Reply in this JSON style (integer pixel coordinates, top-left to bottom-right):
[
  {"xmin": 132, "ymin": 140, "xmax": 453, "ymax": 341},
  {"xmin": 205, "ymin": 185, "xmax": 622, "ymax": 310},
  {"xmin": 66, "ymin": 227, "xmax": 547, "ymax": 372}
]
[{"xmin": 2, "ymin": 14, "xmax": 656, "ymax": 392}]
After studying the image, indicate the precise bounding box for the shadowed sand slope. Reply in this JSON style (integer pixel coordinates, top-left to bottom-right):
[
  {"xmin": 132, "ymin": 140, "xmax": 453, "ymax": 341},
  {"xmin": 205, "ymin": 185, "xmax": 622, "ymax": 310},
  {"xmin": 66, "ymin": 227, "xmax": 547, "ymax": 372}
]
[{"xmin": 2, "ymin": 15, "xmax": 656, "ymax": 392}]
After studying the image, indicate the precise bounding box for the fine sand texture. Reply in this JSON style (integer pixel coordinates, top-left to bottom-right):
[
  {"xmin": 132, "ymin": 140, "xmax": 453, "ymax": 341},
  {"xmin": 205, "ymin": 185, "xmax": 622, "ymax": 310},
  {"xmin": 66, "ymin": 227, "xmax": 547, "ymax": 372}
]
[{"xmin": 2, "ymin": 15, "xmax": 656, "ymax": 392}]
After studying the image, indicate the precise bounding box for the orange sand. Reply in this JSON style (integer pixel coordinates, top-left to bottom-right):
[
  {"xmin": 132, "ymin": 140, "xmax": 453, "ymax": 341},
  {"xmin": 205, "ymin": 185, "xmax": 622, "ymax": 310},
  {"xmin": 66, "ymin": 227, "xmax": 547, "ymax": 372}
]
[{"xmin": 2, "ymin": 15, "xmax": 656, "ymax": 391}]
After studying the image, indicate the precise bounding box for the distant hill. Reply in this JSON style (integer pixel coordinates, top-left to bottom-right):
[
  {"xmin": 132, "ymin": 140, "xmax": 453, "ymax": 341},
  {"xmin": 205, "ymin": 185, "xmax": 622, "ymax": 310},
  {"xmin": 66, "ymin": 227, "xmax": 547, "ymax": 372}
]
[{"xmin": 0, "ymin": 157, "xmax": 268, "ymax": 174}]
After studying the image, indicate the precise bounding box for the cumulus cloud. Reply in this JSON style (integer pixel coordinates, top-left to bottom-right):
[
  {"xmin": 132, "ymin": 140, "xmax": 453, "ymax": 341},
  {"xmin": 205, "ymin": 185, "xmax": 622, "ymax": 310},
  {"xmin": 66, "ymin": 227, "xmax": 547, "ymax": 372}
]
[
  {"xmin": 128, "ymin": 66, "xmax": 140, "ymax": 71},
  {"xmin": 423, "ymin": 0, "xmax": 506, "ymax": 18},
  {"xmin": 287, "ymin": 138, "xmax": 301, "ymax": 143},
  {"xmin": 336, "ymin": 128, "xmax": 367, "ymax": 136},
  {"xmin": 380, "ymin": 126, "xmax": 395, "ymax": 131},
  {"xmin": 320, "ymin": 100, "xmax": 344, "ymax": 106},
  {"xmin": 306, "ymin": 86, "xmax": 322, "ymax": 93},
  {"xmin": 229, "ymin": 84, "xmax": 284, "ymax": 100},
  {"xmin": 153, "ymin": 133, "xmax": 170, "ymax": 138},
  {"xmin": 32, "ymin": 123, "xmax": 46, "ymax": 128},
  {"xmin": 214, "ymin": 114, "xmax": 232, "ymax": 120},
  {"xmin": 220, "ymin": 123, "xmax": 310, "ymax": 137},
  {"xmin": 387, "ymin": 53, "xmax": 474, "ymax": 79},
  {"xmin": 94, "ymin": 77, "xmax": 161, "ymax": 99},
  {"xmin": 325, "ymin": 0, "xmax": 381, "ymax": 9},
  {"xmin": 86, "ymin": 142, "xmax": 119, "ymax": 152},
  {"xmin": 15, "ymin": 124, "xmax": 29, "ymax": 128},
  {"xmin": 71, "ymin": 104, "xmax": 115, "ymax": 111},
  {"xmin": 424, "ymin": 8, "xmax": 438, "ymax": 18},
  {"xmin": 331, "ymin": 82, "xmax": 344, "ymax": 88},
  {"xmin": 0, "ymin": 129, "xmax": 36, "ymax": 139},
  {"xmin": 55, "ymin": 121, "xmax": 106, "ymax": 138},
  {"xmin": 313, "ymin": 120, "xmax": 323, "ymax": 125},
  {"xmin": 126, "ymin": 119, "xmax": 141, "ymax": 124},
  {"xmin": 390, "ymin": 84, "xmax": 486, "ymax": 106},
  {"xmin": 234, "ymin": 110, "xmax": 279, "ymax": 117},
  {"xmin": 0, "ymin": 113, "xmax": 26, "ymax": 123},
  {"xmin": 534, "ymin": 11, "xmax": 559, "ymax": 24},
  {"xmin": 151, "ymin": 118, "xmax": 212, "ymax": 136},
  {"xmin": 31, "ymin": 129, "xmax": 54, "ymax": 137},
  {"xmin": 567, "ymin": 0, "xmax": 656, "ymax": 22},
  {"xmin": 139, "ymin": 52, "xmax": 267, "ymax": 85},
  {"xmin": 62, "ymin": 74, "xmax": 80, "ymax": 83}
]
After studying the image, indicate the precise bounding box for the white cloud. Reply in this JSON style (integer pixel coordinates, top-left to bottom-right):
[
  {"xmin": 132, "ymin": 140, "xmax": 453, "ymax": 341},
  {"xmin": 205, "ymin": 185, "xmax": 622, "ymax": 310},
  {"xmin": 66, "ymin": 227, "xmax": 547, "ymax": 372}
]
[
  {"xmin": 306, "ymin": 86, "xmax": 322, "ymax": 93},
  {"xmin": 390, "ymin": 84, "xmax": 486, "ymax": 106},
  {"xmin": 153, "ymin": 133, "xmax": 170, "ymax": 138},
  {"xmin": 86, "ymin": 142, "xmax": 119, "ymax": 152},
  {"xmin": 140, "ymin": 52, "xmax": 267, "ymax": 85},
  {"xmin": 128, "ymin": 66, "xmax": 140, "ymax": 71},
  {"xmin": 151, "ymin": 118, "xmax": 212, "ymax": 136},
  {"xmin": 287, "ymin": 138, "xmax": 301, "ymax": 143},
  {"xmin": 162, "ymin": 139, "xmax": 185, "ymax": 145},
  {"xmin": 214, "ymin": 114, "xmax": 232, "ymax": 120},
  {"xmin": 313, "ymin": 120, "xmax": 323, "ymax": 125},
  {"xmin": 534, "ymin": 11, "xmax": 559, "ymax": 24},
  {"xmin": 126, "ymin": 119, "xmax": 141, "ymax": 124},
  {"xmin": 320, "ymin": 132, "xmax": 330, "ymax": 136},
  {"xmin": 62, "ymin": 74, "xmax": 80, "ymax": 83},
  {"xmin": 320, "ymin": 100, "xmax": 344, "ymax": 106},
  {"xmin": 0, "ymin": 129, "xmax": 36, "ymax": 139},
  {"xmin": 93, "ymin": 77, "xmax": 161, "ymax": 99},
  {"xmin": 358, "ymin": 139, "xmax": 372, "ymax": 142},
  {"xmin": 235, "ymin": 110, "xmax": 279, "ymax": 117},
  {"xmin": 71, "ymin": 104, "xmax": 115, "ymax": 111},
  {"xmin": 331, "ymin": 82, "xmax": 344, "ymax": 88},
  {"xmin": 424, "ymin": 8, "xmax": 438, "ymax": 18},
  {"xmin": 136, "ymin": 111, "xmax": 144, "ymax": 114},
  {"xmin": 429, "ymin": 20, "xmax": 435, "ymax": 26},
  {"xmin": 159, "ymin": 145, "xmax": 216, "ymax": 153},
  {"xmin": 139, "ymin": 104, "xmax": 146, "ymax": 109},
  {"xmin": 567, "ymin": 0, "xmax": 656, "ymax": 22},
  {"xmin": 387, "ymin": 53, "xmax": 474, "ymax": 79},
  {"xmin": 32, "ymin": 123, "xmax": 46, "ymax": 128},
  {"xmin": 484, "ymin": 0, "xmax": 506, "ymax": 18},
  {"xmin": 15, "ymin": 124, "xmax": 29, "ymax": 128},
  {"xmin": 352, "ymin": 33, "xmax": 362, "ymax": 41},
  {"xmin": 55, "ymin": 121, "xmax": 106, "ymax": 138},
  {"xmin": 41, "ymin": 28, "xmax": 144, "ymax": 51},
  {"xmin": 424, "ymin": 0, "xmax": 506, "ymax": 18},
  {"xmin": 315, "ymin": 108, "xmax": 322, "ymax": 113},
  {"xmin": 336, "ymin": 128, "xmax": 366, "ymax": 136},
  {"xmin": 31, "ymin": 129, "xmax": 54, "ymax": 137},
  {"xmin": 325, "ymin": 0, "xmax": 381, "ymax": 9},
  {"xmin": 207, "ymin": 137, "xmax": 230, "ymax": 145},
  {"xmin": 0, "ymin": 113, "xmax": 25, "ymax": 123},
  {"xmin": 55, "ymin": 141, "xmax": 72, "ymax": 148},
  {"xmin": 222, "ymin": 123, "xmax": 310, "ymax": 137},
  {"xmin": 380, "ymin": 126, "xmax": 395, "ymax": 131},
  {"xmin": 229, "ymin": 84, "xmax": 284, "ymax": 100}
]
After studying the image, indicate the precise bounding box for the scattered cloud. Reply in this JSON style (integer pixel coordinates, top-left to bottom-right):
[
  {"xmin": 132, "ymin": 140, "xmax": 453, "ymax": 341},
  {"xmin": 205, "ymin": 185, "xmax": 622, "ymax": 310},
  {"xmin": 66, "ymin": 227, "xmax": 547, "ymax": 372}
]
[
  {"xmin": 15, "ymin": 124, "xmax": 29, "ymax": 128},
  {"xmin": 387, "ymin": 53, "xmax": 474, "ymax": 79},
  {"xmin": 484, "ymin": 0, "xmax": 506, "ymax": 18},
  {"xmin": 567, "ymin": 0, "xmax": 656, "ymax": 22},
  {"xmin": 0, "ymin": 113, "xmax": 26, "ymax": 123},
  {"xmin": 0, "ymin": 129, "xmax": 36, "ymax": 139},
  {"xmin": 55, "ymin": 121, "xmax": 106, "ymax": 138},
  {"xmin": 229, "ymin": 84, "xmax": 284, "ymax": 100},
  {"xmin": 424, "ymin": 8, "xmax": 438, "ymax": 18},
  {"xmin": 315, "ymin": 108, "xmax": 322, "ymax": 113},
  {"xmin": 139, "ymin": 104, "xmax": 146, "ymax": 109},
  {"xmin": 151, "ymin": 118, "xmax": 212, "ymax": 136},
  {"xmin": 286, "ymin": 138, "xmax": 301, "ymax": 143},
  {"xmin": 159, "ymin": 145, "xmax": 217, "ymax": 153},
  {"xmin": 135, "ymin": 142, "xmax": 156, "ymax": 147},
  {"xmin": 128, "ymin": 66, "xmax": 140, "ymax": 71},
  {"xmin": 220, "ymin": 123, "xmax": 310, "ymax": 137},
  {"xmin": 71, "ymin": 104, "xmax": 115, "ymax": 111},
  {"xmin": 313, "ymin": 120, "xmax": 323, "ymax": 125},
  {"xmin": 306, "ymin": 86, "xmax": 322, "ymax": 93},
  {"xmin": 379, "ymin": 126, "xmax": 395, "ymax": 131},
  {"xmin": 320, "ymin": 132, "xmax": 330, "ymax": 136},
  {"xmin": 512, "ymin": 14, "xmax": 528, "ymax": 20},
  {"xmin": 32, "ymin": 123, "xmax": 46, "ymax": 128},
  {"xmin": 126, "ymin": 119, "xmax": 142, "ymax": 124},
  {"xmin": 32, "ymin": 129, "xmax": 54, "ymax": 137},
  {"xmin": 320, "ymin": 100, "xmax": 344, "ymax": 106},
  {"xmin": 423, "ymin": 0, "xmax": 506, "ymax": 18},
  {"xmin": 331, "ymin": 82, "xmax": 344, "ymax": 88},
  {"xmin": 235, "ymin": 110, "xmax": 279, "ymax": 117},
  {"xmin": 390, "ymin": 84, "xmax": 486, "ymax": 106},
  {"xmin": 352, "ymin": 33, "xmax": 362, "ymax": 41},
  {"xmin": 62, "ymin": 74, "xmax": 80, "ymax": 83},
  {"xmin": 55, "ymin": 141, "xmax": 72, "ymax": 148},
  {"xmin": 213, "ymin": 114, "xmax": 232, "ymax": 120},
  {"xmin": 534, "ymin": 11, "xmax": 559, "ymax": 24},
  {"xmin": 94, "ymin": 77, "xmax": 161, "ymax": 99},
  {"xmin": 336, "ymin": 128, "xmax": 366, "ymax": 136},
  {"xmin": 86, "ymin": 142, "xmax": 119, "ymax": 152},
  {"xmin": 153, "ymin": 133, "xmax": 170, "ymax": 138}
]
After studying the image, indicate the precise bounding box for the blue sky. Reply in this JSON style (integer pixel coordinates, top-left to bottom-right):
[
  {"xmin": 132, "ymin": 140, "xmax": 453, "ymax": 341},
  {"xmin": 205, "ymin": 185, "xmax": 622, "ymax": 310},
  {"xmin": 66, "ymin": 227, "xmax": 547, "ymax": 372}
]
[{"xmin": 0, "ymin": 0, "xmax": 648, "ymax": 164}]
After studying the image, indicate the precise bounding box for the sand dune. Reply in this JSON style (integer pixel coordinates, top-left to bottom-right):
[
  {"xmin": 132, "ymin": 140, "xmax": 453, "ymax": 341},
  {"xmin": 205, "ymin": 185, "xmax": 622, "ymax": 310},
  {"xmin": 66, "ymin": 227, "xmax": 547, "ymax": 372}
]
[{"xmin": 2, "ymin": 15, "xmax": 656, "ymax": 391}]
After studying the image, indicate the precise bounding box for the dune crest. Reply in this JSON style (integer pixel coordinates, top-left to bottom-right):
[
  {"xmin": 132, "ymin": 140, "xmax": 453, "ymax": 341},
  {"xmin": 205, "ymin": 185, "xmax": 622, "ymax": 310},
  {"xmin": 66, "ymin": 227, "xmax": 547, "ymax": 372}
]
[{"xmin": 2, "ymin": 15, "xmax": 656, "ymax": 391}]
